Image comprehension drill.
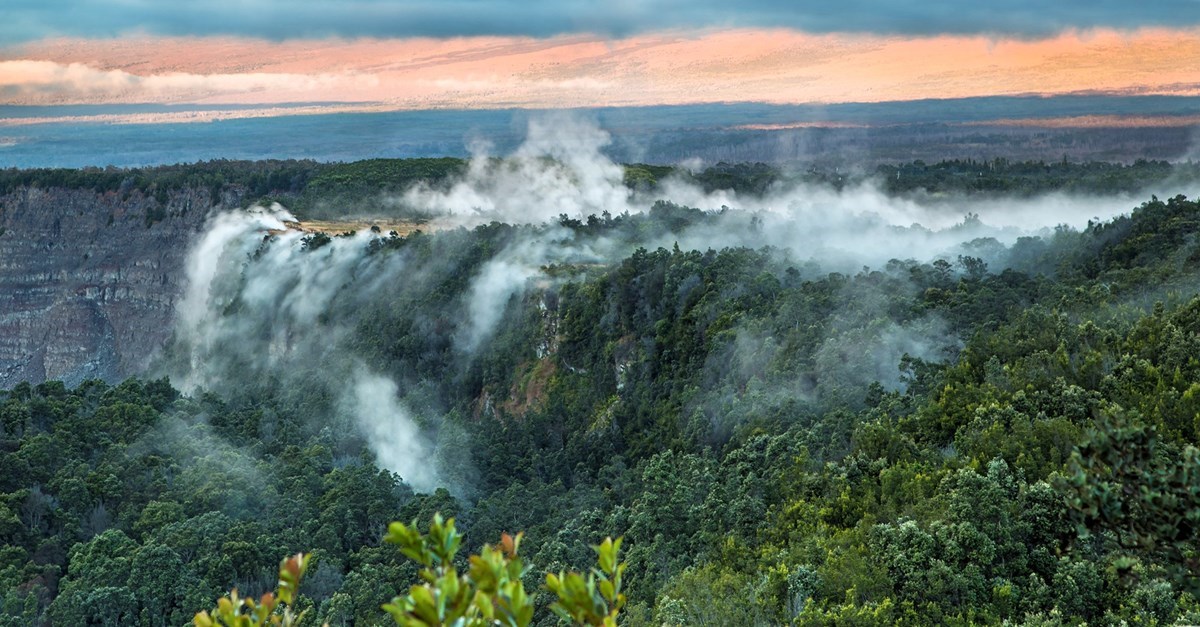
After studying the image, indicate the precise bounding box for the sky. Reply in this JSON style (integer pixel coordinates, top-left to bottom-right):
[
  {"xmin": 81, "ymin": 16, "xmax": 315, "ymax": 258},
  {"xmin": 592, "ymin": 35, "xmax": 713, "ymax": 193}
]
[{"xmin": 1, "ymin": 2, "xmax": 1199, "ymax": 121}]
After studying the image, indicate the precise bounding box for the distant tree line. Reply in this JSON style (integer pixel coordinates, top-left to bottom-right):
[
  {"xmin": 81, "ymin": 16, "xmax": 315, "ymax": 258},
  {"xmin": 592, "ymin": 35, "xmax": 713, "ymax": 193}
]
[{"xmin": 2, "ymin": 156, "xmax": 1195, "ymax": 221}]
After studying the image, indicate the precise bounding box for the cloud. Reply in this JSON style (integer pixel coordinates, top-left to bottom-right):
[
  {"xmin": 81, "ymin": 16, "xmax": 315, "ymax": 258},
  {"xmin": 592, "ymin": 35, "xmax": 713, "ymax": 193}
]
[
  {"xmin": 3, "ymin": 1, "xmax": 1200, "ymax": 43},
  {"xmin": 0, "ymin": 60, "xmax": 380, "ymax": 105},
  {"xmin": 5, "ymin": 29, "xmax": 1200, "ymax": 109}
]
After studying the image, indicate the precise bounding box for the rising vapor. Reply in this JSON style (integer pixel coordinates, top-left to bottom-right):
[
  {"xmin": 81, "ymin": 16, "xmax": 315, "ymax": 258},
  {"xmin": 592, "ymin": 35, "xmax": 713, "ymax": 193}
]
[
  {"xmin": 165, "ymin": 114, "xmax": 1166, "ymax": 494},
  {"xmin": 169, "ymin": 203, "xmax": 451, "ymax": 494}
]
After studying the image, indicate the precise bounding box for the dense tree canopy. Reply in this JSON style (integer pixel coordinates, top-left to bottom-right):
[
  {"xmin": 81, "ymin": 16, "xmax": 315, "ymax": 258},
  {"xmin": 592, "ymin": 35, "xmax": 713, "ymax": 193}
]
[{"xmin": 5, "ymin": 165, "xmax": 1200, "ymax": 624}]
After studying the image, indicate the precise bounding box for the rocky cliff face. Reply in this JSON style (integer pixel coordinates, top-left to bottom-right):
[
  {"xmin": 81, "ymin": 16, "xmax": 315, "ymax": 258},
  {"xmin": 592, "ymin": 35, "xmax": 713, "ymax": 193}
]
[{"xmin": 0, "ymin": 186, "xmax": 235, "ymax": 386}]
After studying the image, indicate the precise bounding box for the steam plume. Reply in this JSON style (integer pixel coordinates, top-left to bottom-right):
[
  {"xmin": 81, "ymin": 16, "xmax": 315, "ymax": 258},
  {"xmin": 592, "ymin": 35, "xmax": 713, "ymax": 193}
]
[
  {"xmin": 166, "ymin": 113, "xmax": 1173, "ymax": 486},
  {"xmin": 170, "ymin": 204, "xmax": 450, "ymax": 493}
]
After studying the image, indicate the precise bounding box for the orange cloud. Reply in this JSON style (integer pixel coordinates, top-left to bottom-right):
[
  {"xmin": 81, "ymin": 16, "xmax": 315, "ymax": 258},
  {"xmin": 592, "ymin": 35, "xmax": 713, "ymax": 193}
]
[
  {"xmin": 0, "ymin": 59, "xmax": 381, "ymax": 103},
  {"xmin": 2, "ymin": 28, "xmax": 1198, "ymax": 109}
]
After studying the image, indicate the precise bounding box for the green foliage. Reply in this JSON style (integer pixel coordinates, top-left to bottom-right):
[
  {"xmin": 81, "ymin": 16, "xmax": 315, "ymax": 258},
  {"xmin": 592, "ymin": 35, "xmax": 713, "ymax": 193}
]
[
  {"xmin": 545, "ymin": 537, "xmax": 625, "ymax": 626},
  {"xmin": 875, "ymin": 158, "xmax": 1184, "ymax": 197},
  {"xmin": 10, "ymin": 175, "xmax": 1200, "ymax": 623},
  {"xmin": 379, "ymin": 515, "xmax": 623, "ymax": 627},
  {"xmin": 194, "ymin": 553, "xmax": 311, "ymax": 627},
  {"xmin": 305, "ymin": 158, "xmax": 464, "ymax": 195},
  {"xmin": 1062, "ymin": 411, "xmax": 1200, "ymax": 590},
  {"xmin": 0, "ymin": 160, "xmax": 319, "ymax": 201},
  {"xmin": 382, "ymin": 514, "xmax": 532, "ymax": 627}
]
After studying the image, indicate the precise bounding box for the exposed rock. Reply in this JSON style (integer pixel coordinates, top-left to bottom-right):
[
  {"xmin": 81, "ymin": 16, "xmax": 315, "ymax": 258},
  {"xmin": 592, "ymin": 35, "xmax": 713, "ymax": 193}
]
[{"xmin": 0, "ymin": 185, "xmax": 235, "ymax": 386}]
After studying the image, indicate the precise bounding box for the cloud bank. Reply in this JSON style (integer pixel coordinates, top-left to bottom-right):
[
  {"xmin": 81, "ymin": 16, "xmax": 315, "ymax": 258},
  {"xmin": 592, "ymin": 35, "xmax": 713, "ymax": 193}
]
[
  {"xmin": 0, "ymin": 59, "xmax": 379, "ymax": 104},
  {"xmin": 4, "ymin": 1, "xmax": 1200, "ymax": 43},
  {"xmin": 4, "ymin": 29, "xmax": 1200, "ymax": 107}
]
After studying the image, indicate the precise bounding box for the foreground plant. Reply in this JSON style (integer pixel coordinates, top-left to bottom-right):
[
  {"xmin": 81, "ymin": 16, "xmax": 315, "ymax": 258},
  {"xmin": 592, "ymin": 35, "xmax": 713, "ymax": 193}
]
[
  {"xmin": 382, "ymin": 514, "xmax": 532, "ymax": 626},
  {"xmin": 383, "ymin": 513, "xmax": 625, "ymax": 626},
  {"xmin": 545, "ymin": 537, "xmax": 626, "ymax": 627},
  {"xmin": 195, "ymin": 514, "xmax": 624, "ymax": 626},
  {"xmin": 195, "ymin": 553, "xmax": 311, "ymax": 627}
]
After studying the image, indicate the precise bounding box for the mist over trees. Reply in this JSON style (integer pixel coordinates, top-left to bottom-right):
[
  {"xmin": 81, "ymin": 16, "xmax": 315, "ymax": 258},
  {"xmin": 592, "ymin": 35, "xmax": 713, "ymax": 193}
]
[
  {"xmin": 5, "ymin": 152, "xmax": 1200, "ymax": 624},
  {"xmin": 2, "ymin": 154, "xmax": 1194, "ymax": 222}
]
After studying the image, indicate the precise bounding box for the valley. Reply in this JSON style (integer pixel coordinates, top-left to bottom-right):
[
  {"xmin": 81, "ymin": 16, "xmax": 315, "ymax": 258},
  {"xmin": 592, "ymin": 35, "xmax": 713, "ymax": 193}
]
[{"xmin": 3, "ymin": 148, "xmax": 1200, "ymax": 623}]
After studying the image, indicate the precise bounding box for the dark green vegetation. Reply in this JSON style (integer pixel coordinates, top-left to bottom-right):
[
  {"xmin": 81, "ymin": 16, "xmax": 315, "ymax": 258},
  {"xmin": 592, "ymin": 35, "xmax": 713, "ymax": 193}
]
[
  {"xmin": 6, "ymin": 164, "xmax": 1200, "ymax": 624},
  {"xmin": 195, "ymin": 517, "xmax": 626, "ymax": 626},
  {"xmin": 3, "ymin": 156, "xmax": 1197, "ymax": 220}
]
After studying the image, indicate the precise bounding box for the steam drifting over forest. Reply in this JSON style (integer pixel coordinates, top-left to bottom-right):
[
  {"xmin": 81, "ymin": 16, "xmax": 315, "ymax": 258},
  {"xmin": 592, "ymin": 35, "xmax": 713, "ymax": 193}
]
[
  {"xmin": 8, "ymin": 0, "xmax": 1200, "ymax": 620},
  {"xmin": 5, "ymin": 115, "xmax": 1200, "ymax": 625},
  {"xmin": 164, "ymin": 116, "xmax": 1180, "ymax": 493}
]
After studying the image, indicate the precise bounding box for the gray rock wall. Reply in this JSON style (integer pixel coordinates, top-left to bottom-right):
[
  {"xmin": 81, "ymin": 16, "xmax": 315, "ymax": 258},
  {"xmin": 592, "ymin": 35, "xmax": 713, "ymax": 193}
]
[{"xmin": 0, "ymin": 186, "xmax": 234, "ymax": 386}]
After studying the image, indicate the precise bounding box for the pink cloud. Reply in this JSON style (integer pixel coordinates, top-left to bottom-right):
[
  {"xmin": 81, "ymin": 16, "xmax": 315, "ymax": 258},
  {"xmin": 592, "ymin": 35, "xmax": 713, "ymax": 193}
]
[
  {"xmin": 0, "ymin": 59, "xmax": 382, "ymax": 104},
  {"xmin": 2, "ymin": 28, "xmax": 1198, "ymax": 109}
]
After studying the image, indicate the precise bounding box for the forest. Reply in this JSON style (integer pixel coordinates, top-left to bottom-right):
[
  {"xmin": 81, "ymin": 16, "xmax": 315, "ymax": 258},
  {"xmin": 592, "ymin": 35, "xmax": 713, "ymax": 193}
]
[
  {"xmin": 2, "ymin": 157, "xmax": 1195, "ymax": 219},
  {"xmin": 5, "ymin": 160, "xmax": 1200, "ymax": 625}
]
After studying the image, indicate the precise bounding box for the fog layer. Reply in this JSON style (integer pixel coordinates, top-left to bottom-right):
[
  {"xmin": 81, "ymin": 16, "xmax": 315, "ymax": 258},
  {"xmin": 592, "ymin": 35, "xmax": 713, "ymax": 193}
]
[{"xmin": 167, "ymin": 115, "xmax": 1159, "ymax": 494}]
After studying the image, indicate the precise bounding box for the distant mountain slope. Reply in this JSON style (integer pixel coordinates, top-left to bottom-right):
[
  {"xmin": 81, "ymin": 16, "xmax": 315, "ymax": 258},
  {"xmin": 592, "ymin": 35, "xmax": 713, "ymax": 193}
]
[{"xmin": 3, "ymin": 95, "xmax": 1200, "ymax": 168}]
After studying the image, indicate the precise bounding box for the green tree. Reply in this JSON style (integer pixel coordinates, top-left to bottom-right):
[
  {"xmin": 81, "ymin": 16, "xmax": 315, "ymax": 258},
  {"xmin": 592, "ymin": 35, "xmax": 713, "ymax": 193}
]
[{"xmin": 1062, "ymin": 411, "xmax": 1200, "ymax": 590}]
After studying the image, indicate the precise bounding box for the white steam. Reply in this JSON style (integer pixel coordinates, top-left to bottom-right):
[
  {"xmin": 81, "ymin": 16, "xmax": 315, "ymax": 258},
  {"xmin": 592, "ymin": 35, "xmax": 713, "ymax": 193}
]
[
  {"xmin": 455, "ymin": 225, "xmax": 608, "ymax": 354},
  {"xmin": 459, "ymin": 258, "xmax": 541, "ymax": 354},
  {"xmin": 172, "ymin": 204, "xmax": 451, "ymax": 493},
  {"xmin": 402, "ymin": 114, "xmax": 1146, "ymax": 272},
  {"xmin": 404, "ymin": 114, "xmax": 637, "ymax": 224},
  {"xmin": 345, "ymin": 368, "xmax": 440, "ymax": 493},
  {"xmin": 167, "ymin": 113, "xmax": 1174, "ymax": 481},
  {"xmin": 392, "ymin": 114, "xmax": 1165, "ymax": 422},
  {"xmin": 177, "ymin": 204, "xmax": 293, "ymax": 344}
]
